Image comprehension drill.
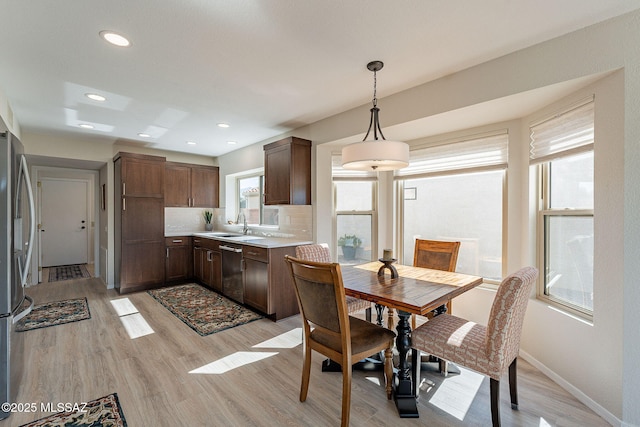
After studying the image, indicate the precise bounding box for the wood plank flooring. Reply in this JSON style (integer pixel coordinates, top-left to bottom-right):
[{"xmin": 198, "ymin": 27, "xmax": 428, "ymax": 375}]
[{"xmin": 8, "ymin": 277, "xmax": 609, "ymax": 426}]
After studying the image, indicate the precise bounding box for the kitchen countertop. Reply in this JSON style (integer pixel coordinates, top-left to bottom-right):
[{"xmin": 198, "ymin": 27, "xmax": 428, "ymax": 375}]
[{"xmin": 166, "ymin": 231, "xmax": 313, "ymax": 249}]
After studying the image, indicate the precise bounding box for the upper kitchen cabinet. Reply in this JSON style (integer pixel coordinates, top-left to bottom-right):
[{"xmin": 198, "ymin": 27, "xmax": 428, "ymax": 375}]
[
  {"xmin": 263, "ymin": 137, "xmax": 311, "ymax": 205},
  {"xmin": 165, "ymin": 162, "xmax": 219, "ymax": 208},
  {"xmin": 114, "ymin": 152, "xmax": 166, "ymax": 293}
]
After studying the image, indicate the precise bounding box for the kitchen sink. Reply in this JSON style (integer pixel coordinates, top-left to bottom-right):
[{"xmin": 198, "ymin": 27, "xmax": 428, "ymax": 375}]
[{"xmin": 224, "ymin": 235, "xmax": 266, "ymax": 241}]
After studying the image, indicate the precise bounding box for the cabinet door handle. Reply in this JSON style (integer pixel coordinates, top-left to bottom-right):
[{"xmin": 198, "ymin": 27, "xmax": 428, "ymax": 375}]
[
  {"xmin": 172, "ymin": 239, "xmax": 183, "ymax": 243},
  {"xmin": 122, "ymin": 182, "xmax": 126, "ymax": 196},
  {"xmin": 207, "ymin": 250, "xmax": 213, "ymax": 262},
  {"xmin": 166, "ymin": 248, "xmax": 169, "ymax": 258},
  {"xmin": 122, "ymin": 198, "xmax": 126, "ymax": 211}
]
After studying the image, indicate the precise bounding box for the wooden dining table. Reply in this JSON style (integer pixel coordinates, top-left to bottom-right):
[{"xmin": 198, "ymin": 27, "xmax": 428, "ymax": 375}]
[{"xmin": 341, "ymin": 261, "xmax": 483, "ymax": 418}]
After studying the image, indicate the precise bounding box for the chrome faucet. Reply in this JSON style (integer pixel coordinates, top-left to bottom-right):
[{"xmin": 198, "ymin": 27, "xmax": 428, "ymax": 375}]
[{"xmin": 237, "ymin": 211, "xmax": 248, "ymax": 235}]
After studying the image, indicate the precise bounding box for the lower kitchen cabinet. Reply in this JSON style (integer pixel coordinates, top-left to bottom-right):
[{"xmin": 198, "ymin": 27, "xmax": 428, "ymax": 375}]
[
  {"xmin": 165, "ymin": 237, "xmax": 192, "ymax": 283},
  {"xmin": 242, "ymin": 245, "xmax": 298, "ymax": 320},
  {"xmin": 193, "ymin": 238, "xmax": 222, "ymax": 292},
  {"xmin": 243, "ymin": 248, "xmax": 269, "ymax": 313}
]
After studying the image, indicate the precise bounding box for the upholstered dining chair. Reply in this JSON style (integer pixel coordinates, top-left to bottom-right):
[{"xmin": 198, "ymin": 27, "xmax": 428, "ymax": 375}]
[
  {"xmin": 410, "ymin": 266, "xmax": 538, "ymax": 427},
  {"xmin": 284, "ymin": 255, "xmax": 396, "ymax": 427},
  {"xmin": 295, "ymin": 244, "xmax": 372, "ymax": 322}
]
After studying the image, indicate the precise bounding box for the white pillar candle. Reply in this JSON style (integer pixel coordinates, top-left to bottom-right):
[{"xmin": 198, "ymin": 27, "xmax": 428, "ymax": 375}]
[{"xmin": 383, "ymin": 249, "xmax": 393, "ymax": 261}]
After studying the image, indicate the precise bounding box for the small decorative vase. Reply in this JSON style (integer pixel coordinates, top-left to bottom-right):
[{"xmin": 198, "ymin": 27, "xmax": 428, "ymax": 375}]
[{"xmin": 205, "ymin": 223, "xmax": 213, "ymax": 231}]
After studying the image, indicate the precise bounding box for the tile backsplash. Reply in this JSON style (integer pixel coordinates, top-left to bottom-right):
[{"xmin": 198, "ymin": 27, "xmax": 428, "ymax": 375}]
[{"xmin": 165, "ymin": 205, "xmax": 312, "ymax": 240}]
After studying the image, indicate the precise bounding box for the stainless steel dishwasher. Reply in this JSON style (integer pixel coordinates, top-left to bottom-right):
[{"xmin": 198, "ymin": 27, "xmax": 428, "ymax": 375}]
[{"xmin": 220, "ymin": 243, "xmax": 244, "ymax": 303}]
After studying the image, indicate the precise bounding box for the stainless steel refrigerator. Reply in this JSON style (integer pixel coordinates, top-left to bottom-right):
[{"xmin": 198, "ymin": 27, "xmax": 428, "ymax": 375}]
[{"xmin": 0, "ymin": 131, "xmax": 35, "ymax": 420}]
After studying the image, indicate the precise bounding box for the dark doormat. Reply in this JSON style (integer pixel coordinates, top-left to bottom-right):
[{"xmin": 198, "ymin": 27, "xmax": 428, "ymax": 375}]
[
  {"xmin": 48, "ymin": 264, "xmax": 91, "ymax": 282},
  {"xmin": 19, "ymin": 392, "xmax": 127, "ymax": 427},
  {"xmin": 148, "ymin": 283, "xmax": 262, "ymax": 336}
]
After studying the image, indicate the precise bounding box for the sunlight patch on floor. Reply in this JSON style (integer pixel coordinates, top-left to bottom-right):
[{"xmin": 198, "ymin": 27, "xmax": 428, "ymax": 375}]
[
  {"xmin": 252, "ymin": 328, "xmax": 302, "ymax": 348},
  {"xmin": 539, "ymin": 417, "xmax": 552, "ymax": 426},
  {"xmin": 110, "ymin": 298, "xmax": 139, "ymax": 316},
  {"xmin": 110, "ymin": 297, "xmax": 154, "ymax": 339},
  {"xmin": 428, "ymin": 366, "xmax": 484, "ymax": 420},
  {"xmin": 119, "ymin": 312, "xmax": 155, "ymax": 338},
  {"xmin": 365, "ymin": 376, "xmax": 382, "ymax": 386},
  {"xmin": 189, "ymin": 351, "xmax": 278, "ymax": 374}
]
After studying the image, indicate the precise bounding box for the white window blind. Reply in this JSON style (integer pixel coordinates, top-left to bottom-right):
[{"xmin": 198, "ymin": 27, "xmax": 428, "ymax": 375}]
[
  {"xmin": 529, "ymin": 98, "xmax": 594, "ymax": 164},
  {"xmin": 394, "ymin": 132, "xmax": 509, "ymax": 178}
]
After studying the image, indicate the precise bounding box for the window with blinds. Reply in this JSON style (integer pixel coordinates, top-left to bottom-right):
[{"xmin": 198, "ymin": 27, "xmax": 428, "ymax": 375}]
[
  {"xmin": 531, "ymin": 97, "xmax": 595, "ymax": 318},
  {"xmin": 397, "ymin": 131, "xmax": 508, "ymax": 281}
]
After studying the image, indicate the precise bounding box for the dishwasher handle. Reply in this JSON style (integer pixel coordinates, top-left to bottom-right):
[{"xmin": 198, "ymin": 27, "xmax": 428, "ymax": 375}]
[{"xmin": 219, "ymin": 245, "xmax": 243, "ymax": 253}]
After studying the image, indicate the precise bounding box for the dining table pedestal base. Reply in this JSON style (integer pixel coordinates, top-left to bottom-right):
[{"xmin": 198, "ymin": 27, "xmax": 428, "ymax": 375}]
[{"xmin": 393, "ymin": 310, "xmax": 420, "ymax": 418}]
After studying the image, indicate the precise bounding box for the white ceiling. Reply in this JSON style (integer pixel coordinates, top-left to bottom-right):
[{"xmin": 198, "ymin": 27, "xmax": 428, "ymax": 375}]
[{"xmin": 1, "ymin": 1, "xmax": 638, "ymax": 157}]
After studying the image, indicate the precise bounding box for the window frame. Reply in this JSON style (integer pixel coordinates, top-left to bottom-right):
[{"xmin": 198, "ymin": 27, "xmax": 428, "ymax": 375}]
[
  {"xmin": 394, "ymin": 131, "xmax": 509, "ymax": 284},
  {"xmin": 332, "ymin": 179, "xmax": 378, "ymax": 264},
  {"xmin": 536, "ymin": 161, "xmax": 594, "ymax": 318},
  {"xmin": 236, "ymin": 172, "xmax": 266, "ymax": 226}
]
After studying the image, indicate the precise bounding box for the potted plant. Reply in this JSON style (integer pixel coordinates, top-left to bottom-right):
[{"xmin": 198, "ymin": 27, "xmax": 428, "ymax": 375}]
[
  {"xmin": 203, "ymin": 210, "xmax": 213, "ymax": 231},
  {"xmin": 338, "ymin": 234, "xmax": 362, "ymax": 260}
]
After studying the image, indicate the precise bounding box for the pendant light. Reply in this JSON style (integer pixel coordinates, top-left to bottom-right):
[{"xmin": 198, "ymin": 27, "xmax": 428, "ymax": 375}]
[{"xmin": 341, "ymin": 61, "xmax": 409, "ymax": 171}]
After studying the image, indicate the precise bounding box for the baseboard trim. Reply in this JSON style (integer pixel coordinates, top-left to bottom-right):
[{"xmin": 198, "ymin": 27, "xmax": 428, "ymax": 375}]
[{"xmin": 519, "ymin": 349, "xmax": 620, "ymax": 426}]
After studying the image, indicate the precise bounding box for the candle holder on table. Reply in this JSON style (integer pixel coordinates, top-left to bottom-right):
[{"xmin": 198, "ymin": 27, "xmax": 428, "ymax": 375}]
[{"xmin": 378, "ymin": 258, "xmax": 398, "ymax": 278}]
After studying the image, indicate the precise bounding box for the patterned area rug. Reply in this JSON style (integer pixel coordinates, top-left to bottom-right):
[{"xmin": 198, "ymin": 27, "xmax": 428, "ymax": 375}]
[
  {"xmin": 19, "ymin": 393, "xmax": 127, "ymax": 427},
  {"xmin": 148, "ymin": 283, "xmax": 262, "ymax": 336},
  {"xmin": 16, "ymin": 297, "xmax": 91, "ymax": 332},
  {"xmin": 48, "ymin": 264, "xmax": 91, "ymax": 282}
]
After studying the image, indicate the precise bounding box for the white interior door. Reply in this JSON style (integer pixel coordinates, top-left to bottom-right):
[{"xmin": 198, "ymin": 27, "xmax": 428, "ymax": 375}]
[{"xmin": 40, "ymin": 179, "xmax": 89, "ymax": 267}]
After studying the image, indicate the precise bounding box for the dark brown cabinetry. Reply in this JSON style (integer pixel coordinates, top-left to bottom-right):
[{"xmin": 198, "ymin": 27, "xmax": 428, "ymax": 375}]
[
  {"xmin": 193, "ymin": 238, "xmax": 222, "ymax": 292},
  {"xmin": 263, "ymin": 137, "xmax": 311, "ymax": 205},
  {"xmin": 242, "ymin": 245, "xmax": 298, "ymax": 320},
  {"xmin": 165, "ymin": 162, "xmax": 219, "ymax": 207},
  {"xmin": 165, "ymin": 237, "xmax": 192, "ymax": 283},
  {"xmin": 242, "ymin": 246, "xmax": 269, "ymax": 313},
  {"xmin": 114, "ymin": 152, "xmax": 166, "ymax": 293}
]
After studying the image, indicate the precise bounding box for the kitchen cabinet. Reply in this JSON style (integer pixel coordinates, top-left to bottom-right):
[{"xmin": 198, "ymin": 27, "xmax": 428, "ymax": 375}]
[
  {"xmin": 165, "ymin": 162, "xmax": 219, "ymax": 207},
  {"xmin": 242, "ymin": 245, "xmax": 298, "ymax": 320},
  {"xmin": 242, "ymin": 246, "xmax": 269, "ymax": 313},
  {"xmin": 114, "ymin": 152, "xmax": 166, "ymax": 293},
  {"xmin": 263, "ymin": 137, "xmax": 311, "ymax": 205},
  {"xmin": 193, "ymin": 238, "xmax": 221, "ymax": 292},
  {"xmin": 165, "ymin": 237, "xmax": 192, "ymax": 283}
]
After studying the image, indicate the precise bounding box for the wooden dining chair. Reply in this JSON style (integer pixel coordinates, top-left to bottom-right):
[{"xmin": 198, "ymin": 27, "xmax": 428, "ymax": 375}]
[
  {"xmin": 284, "ymin": 255, "xmax": 396, "ymax": 427},
  {"xmin": 413, "ymin": 239, "xmax": 461, "ymax": 321},
  {"xmin": 411, "ymin": 267, "xmax": 538, "ymax": 427},
  {"xmin": 295, "ymin": 244, "xmax": 372, "ymax": 322}
]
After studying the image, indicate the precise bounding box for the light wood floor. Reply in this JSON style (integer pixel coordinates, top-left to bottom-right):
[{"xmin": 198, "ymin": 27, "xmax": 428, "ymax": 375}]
[{"xmin": 9, "ymin": 277, "xmax": 609, "ymax": 426}]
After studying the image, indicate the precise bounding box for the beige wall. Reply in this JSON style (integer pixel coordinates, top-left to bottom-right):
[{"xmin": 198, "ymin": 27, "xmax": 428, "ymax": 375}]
[{"xmin": 2, "ymin": 9, "xmax": 639, "ymax": 425}]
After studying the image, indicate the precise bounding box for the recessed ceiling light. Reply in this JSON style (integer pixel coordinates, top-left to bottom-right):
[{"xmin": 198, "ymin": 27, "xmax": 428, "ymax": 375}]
[
  {"xmin": 99, "ymin": 30, "xmax": 131, "ymax": 47},
  {"xmin": 85, "ymin": 93, "xmax": 106, "ymax": 102},
  {"xmin": 138, "ymin": 133, "xmax": 151, "ymax": 138},
  {"xmin": 217, "ymin": 123, "xmax": 230, "ymax": 128},
  {"xmin": 79, "ymin": 124, "xmax": 94, "ymax": 129},
  {"xmin": 186, "ymin": 141, "xmax": 196, "ymax": 145},
  {"xmin": 227, "ymin": 141, "xmax": 237, "ymax": 145}
]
